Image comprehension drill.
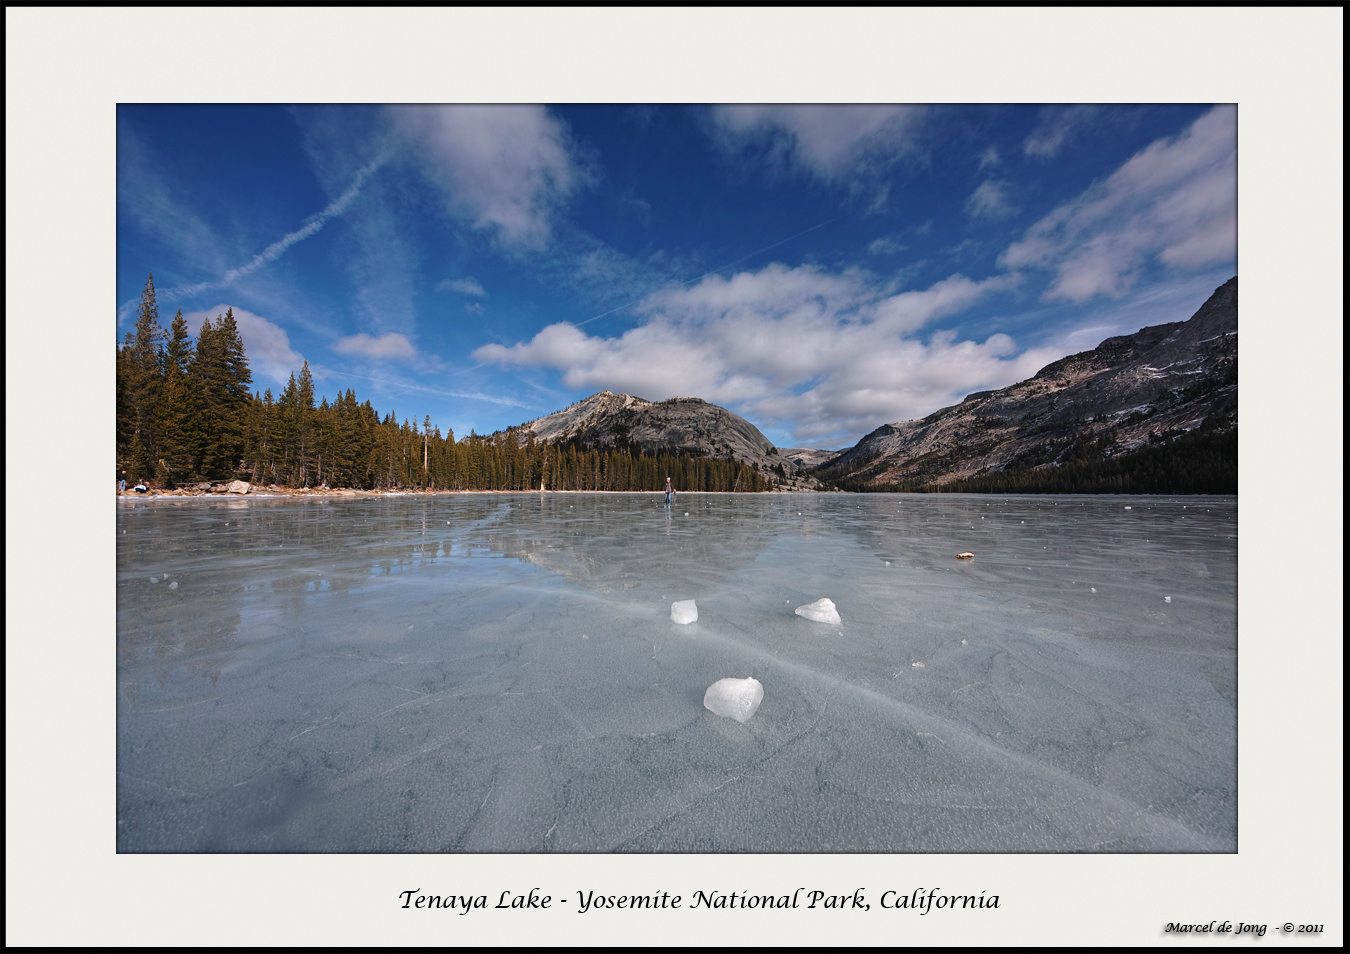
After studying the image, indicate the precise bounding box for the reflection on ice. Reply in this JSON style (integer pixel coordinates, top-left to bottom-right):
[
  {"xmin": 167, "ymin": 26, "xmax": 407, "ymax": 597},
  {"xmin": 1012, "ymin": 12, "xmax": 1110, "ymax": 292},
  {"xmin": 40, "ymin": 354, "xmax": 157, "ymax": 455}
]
[{"xmin": 117, "ymin": 492, "xmax": 1237, "ymax": 852}]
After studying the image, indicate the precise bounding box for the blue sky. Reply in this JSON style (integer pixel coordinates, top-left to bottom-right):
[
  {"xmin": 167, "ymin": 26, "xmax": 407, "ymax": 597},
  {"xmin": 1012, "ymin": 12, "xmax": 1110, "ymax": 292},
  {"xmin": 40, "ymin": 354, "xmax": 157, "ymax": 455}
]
[{"xmin": 117, "ymin": 104, "xmax": 1236, "ymax": 449}]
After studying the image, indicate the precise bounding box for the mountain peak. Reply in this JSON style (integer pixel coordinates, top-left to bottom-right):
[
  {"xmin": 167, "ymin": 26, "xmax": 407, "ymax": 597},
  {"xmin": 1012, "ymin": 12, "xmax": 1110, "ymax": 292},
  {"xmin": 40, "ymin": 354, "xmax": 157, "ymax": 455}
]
[
  {"xmin": 825, "ymin": 277, "xmax": 1238, "ymax": 488},
  {"xmin": 521, "ymin": 390, "xmax": 791, "ymax": 473}
]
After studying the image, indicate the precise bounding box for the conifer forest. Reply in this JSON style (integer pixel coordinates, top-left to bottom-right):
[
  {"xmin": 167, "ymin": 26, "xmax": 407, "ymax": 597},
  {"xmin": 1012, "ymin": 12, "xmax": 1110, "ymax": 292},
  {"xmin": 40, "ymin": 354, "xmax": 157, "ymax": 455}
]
[{"xmin": 115, "ymin": 276, "xmax": 770, "ymax": 493}]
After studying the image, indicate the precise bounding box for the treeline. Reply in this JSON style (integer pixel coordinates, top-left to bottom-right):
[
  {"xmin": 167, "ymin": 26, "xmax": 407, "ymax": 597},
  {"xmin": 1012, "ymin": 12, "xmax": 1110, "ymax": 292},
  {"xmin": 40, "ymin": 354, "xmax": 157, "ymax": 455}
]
[
  {"xmin": 834, "ymin": 426, "xmax": 1236, "ymax": 495},
  {"xmin": 115, "ymin": 275, "xmax": 769, "ymax": 493}
]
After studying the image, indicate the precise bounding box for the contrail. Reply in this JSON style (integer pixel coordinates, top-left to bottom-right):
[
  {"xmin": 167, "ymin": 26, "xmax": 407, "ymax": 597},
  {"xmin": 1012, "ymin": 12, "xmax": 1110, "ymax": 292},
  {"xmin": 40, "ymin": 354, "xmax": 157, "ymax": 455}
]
[
  {"xmin": 321, "ymin": 368, "xmax": 530, "ymax": 408},
  {"xmin": 574, "ymin": 216, "xmax": 842, "ymax": 327},
  {"xmin": 117, "ymin": 156, "xmax": 385, "ymax": 323}
]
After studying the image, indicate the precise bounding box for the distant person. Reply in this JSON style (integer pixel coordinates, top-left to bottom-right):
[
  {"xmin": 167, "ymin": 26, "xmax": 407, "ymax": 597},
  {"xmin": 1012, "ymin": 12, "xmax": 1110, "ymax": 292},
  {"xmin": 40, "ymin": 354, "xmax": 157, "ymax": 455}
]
[
  {"xmin": 664, "ymin": 476, "xmax": 675, "ymax": 505},
  {"xmin": 118, "ymin": 471, "xmax": 126, "ymax": 492}
]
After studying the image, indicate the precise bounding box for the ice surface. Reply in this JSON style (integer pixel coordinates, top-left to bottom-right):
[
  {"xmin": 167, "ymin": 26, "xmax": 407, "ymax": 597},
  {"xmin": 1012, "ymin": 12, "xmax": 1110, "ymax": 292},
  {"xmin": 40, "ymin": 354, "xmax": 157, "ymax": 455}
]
[
  {"xmin": 795, "ymin": 597, "xmax": 841, "ymax": 624},
  {"xmin": 116, "ymin": 492, "xmax": 1237, "ymax": 853},
  {"xmin": 703, "ymin": 677, "xmax": 764, "ymax": 723},
  {"xmin": 670, "ymin": 599, "xmax": 698, "ymax": 624}
]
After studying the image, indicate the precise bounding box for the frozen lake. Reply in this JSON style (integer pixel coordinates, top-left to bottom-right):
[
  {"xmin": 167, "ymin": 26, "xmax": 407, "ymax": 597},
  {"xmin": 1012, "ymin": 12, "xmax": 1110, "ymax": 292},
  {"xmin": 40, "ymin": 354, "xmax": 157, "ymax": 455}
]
[{"xmin": 116, "ymin": 492, "xmax": 1237, "ymax": 852}]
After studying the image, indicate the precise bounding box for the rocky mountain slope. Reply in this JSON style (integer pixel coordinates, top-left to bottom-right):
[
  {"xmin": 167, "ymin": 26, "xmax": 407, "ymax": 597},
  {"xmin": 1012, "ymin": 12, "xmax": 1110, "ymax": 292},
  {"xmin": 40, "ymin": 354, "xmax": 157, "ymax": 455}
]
[
  {"xmin": 519, "ymin": 390, "xmax": 804, "ymax": 478},
  {"xmin": 821, "ymin": 277, "xmax": 1238, "ymax": 489},
  {"xmin": 779, "ymin": 447, "xmax": 842, "ymax": 470}
]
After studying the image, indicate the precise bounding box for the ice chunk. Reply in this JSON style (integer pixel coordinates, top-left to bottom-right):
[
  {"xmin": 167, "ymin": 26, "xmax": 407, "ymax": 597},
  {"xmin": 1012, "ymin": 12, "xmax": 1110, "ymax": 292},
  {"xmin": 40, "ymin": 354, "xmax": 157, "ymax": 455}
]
[
  {"xmin": 912, "ymin": 661, "xmax": 925, "ymax": 669},
  {"xmin": 168, "ymin": 582, "xmax": 178, "ymax": 590},
  {"xmin": 1090, "ymin": 587, "xmax": 1097, "ymax": 593},
  {"xmin": 795, "ymin": 598, "xmax": 841, "ymax": 624},
  {"xmin": 1164, "ymin": 596, "xmax": 1172, "ymax": 603},
  {"xmin": 703, "ymin": 677, "xmax": 764, "ymax": 723},
  {"xmin": 670, "ymin": 599, "xmax": 698, "ymax": 624},
  {"xmin": 1124, "ymin": 506, "xmax": 1132, "ymax": 510},
  {"xmin": 961, "ymin": 638, "xmax": 968, "ymax": 645}
]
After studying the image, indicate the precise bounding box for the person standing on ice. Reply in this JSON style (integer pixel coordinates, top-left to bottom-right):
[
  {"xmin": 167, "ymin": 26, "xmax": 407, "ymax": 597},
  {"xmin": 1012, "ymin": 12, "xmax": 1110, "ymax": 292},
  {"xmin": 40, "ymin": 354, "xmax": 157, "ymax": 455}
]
[
  {"xmin": 118, "ymin": 470, "xmax": 127, "ymax": 492},
  {"xmin": 664, "ymin": 476, "xmax": 676, "ymax": 506}
]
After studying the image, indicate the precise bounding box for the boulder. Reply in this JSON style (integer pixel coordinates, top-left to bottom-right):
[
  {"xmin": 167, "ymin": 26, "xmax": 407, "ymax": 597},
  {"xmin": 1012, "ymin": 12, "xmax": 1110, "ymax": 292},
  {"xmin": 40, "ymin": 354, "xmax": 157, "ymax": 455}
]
[{"xmin": 227, "ymin": 480, "xmax": 251, "ymax": 494}]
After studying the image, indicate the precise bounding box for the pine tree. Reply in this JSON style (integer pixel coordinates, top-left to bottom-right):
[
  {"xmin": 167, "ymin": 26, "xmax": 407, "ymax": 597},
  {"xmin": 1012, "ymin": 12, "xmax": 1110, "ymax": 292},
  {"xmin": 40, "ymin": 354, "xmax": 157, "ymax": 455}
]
[
  {"xmin": 188, "ymin": 308, "xmax": 253, "ymax": 479},
  {"xmin": 295, "ymin": 360, "xmax": 316, "ymax": 485},
  {"xmin": 155, "ymin": 309, "xmax": 199, "ymax": 484},
  {"xmin": 122, "ymin": 275, "xmax": 167, "ymax": 479}
]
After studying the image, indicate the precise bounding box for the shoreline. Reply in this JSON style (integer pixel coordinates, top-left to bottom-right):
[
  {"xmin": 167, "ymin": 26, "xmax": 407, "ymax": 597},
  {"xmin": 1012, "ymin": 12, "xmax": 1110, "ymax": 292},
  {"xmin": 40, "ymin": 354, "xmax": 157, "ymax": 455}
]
[{"xmin": 115, "ymin": 487, "xmax": 810, "ymax": 500}]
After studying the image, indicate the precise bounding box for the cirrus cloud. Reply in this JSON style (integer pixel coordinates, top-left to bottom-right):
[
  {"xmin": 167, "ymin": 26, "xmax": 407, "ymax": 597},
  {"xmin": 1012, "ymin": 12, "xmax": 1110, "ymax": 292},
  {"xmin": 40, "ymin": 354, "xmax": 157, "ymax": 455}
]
[
  {"xmin": 709, "ymin": 105, "xmax": 924, "ymax": 206},
  {"xmin": 965, "ymin": 179, "xmax": 1018, "ymax": 220},
  {"xmin": 1001, "ymin": 105, "xmax": 1236, "ymax": 302},
  {"xmin": 438, "ymin": 277, "xmax": 486, "ymax": 296}
]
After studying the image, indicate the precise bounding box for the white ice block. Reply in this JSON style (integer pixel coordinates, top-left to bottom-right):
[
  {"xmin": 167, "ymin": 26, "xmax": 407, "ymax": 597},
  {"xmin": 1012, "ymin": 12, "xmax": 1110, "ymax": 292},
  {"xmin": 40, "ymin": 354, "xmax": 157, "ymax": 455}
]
[
  {"xmin": 671, "ymin": 599, "xmax": 698, "ymax": 624},
  {"xmin": 703, "ymin": 677, "xmax": 764, "ymax": 723},
  {"xmin": 795, "ymin": 598, "xmax": 841, "ymax": 624}
]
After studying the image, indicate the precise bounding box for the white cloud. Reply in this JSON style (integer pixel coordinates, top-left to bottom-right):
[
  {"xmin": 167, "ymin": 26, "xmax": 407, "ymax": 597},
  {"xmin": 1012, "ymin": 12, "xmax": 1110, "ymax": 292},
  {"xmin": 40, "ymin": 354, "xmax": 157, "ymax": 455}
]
[
  {"xmin": 438, "ymin": 277, "xmax": 486, "ymax": 296},
  {"xmin": 867, "ymin": 236, "xmax": 905, "ymax": 256},
  {"xmin": 709, "ymin": 105, "xmax": 923, "ymax": 198},
  {"xmin": 1023, "ymin": 105, "xmax": 1098, "ymax": 159},
  {"xmin": 474, "ymin": 263, "xmax": 1034, "ymax": 444},
  {"xmin": 978, "ymin": 146, "xmax": 1001, "ymax": 170},
  {"xmin": 965, "ymin": 179, "xmax": 1018, "ymax": 220},
  {"xmin": 182, "ymin": 305, "xmax": 304, "ymax": 388},
  {"xmin": 465, "ymin": 303, "xmax": 484, "ymax": 316},
  {"xmin": 1001, "ymin": 106, "xmax": 1236, "ymax": 302},
  {"xmin": 332, "ymin": 332, "xmax": 417, "ymax": 361},
  {"xmin": 389, "ymin": 105, "xmax": 587, "ymax": 248}
]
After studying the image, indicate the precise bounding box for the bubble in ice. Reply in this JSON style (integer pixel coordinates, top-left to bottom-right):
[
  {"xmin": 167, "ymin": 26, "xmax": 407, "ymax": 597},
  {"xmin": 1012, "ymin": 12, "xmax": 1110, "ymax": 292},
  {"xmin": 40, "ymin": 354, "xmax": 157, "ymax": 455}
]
[
  {"xmin": 911, "ymin": 661, "xmax": 925, "ymax": 669},
  {"xmin": 703, "ymin": 677, "xmax": 763, "ymax": 723},
  {"xmin": 168, "ymin": 582, "xmax": 178, "ymax": 589},
  {"xmin": 1091, "ymin": 587, "xmax": 1097, "ymax": 593},
  {"xmin": 149, "ymin": 576, "xmax": 158, "ymax": 583},
  {"xmin": 670, "ymin": 599, "xmax": 698, "ymax": 625},
  {"xmin": 684, "ymin": 513, "xmax": 689, "ymax": 516},
  {"xmin": 961, "ymin": 638, "xmax": 968, "ymax": 645},
  {"xmin": 795, "ymin": 598, "xmax": 841, "ymax": 624},
  {"xmin": 1124, "ymin": 506, "xmax": 1132, "ymax": 510},
  {"xmin": 1164, "ymin": 596, "xmax": 1172, "ymax": 603}
]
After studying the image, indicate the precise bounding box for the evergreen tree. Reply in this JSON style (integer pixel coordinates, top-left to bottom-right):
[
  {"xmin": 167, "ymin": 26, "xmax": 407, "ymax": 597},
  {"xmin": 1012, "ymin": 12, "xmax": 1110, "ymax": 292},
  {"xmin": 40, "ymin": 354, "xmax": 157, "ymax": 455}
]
[
  {"xmin": 155, "ymin": 309, "xmax": 199, "ymax": 484},
  {"xmin": 189, "ymin": 308, "xmax": 253, "ymax": 479},
  {"xmin": 122, "ymin": 275, "xmax": 167, "ymax": 479}
]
